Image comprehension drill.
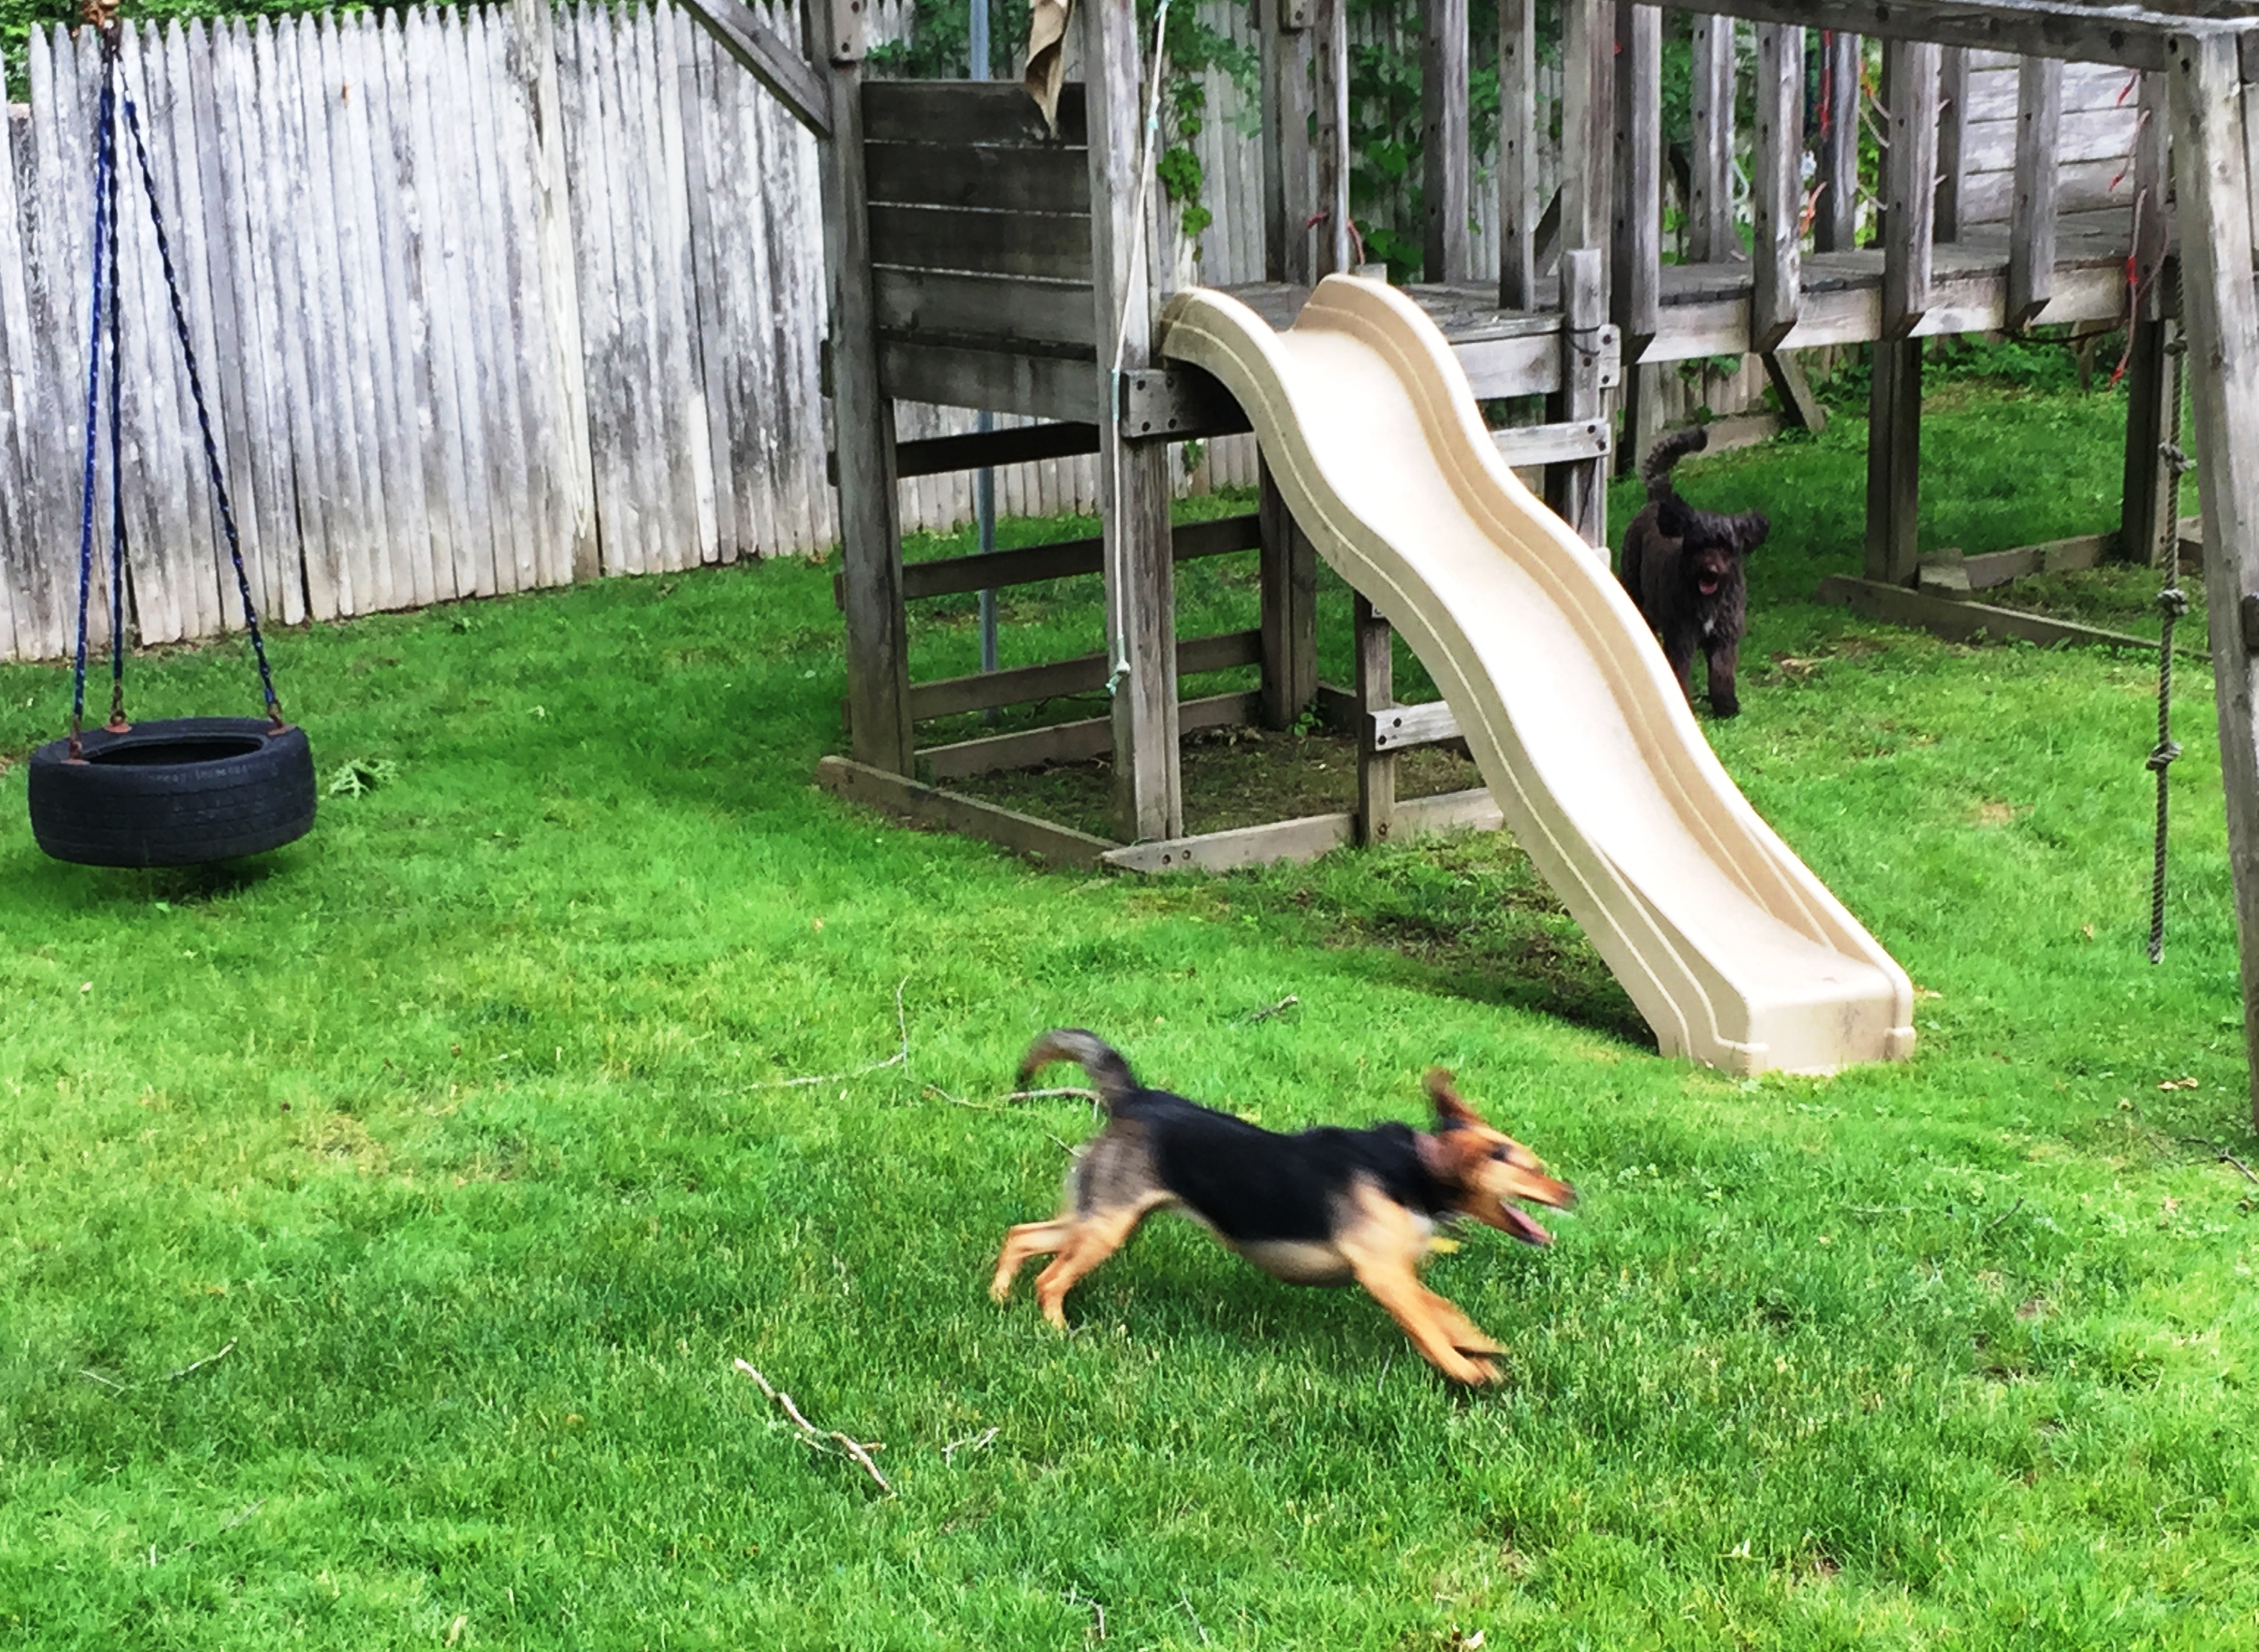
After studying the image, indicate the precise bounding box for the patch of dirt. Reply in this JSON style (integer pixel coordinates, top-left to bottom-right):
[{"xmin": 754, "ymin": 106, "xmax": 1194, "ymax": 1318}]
[{"xmin": 956, "ymin": 724, "xmax": 1484, "ymax": 840}]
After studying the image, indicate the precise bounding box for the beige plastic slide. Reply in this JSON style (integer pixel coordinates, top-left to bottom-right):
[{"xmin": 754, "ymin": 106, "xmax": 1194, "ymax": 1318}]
[{"xmin": 1160, "ymin": 276, "xmax": 1914, "ymax": 1075}]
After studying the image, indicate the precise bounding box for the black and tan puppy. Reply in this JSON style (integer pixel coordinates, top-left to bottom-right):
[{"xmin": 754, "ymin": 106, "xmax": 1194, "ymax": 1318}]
[
  {"xmin": 1619, "ymin": 427, "xmax": 1769, "ymax": 717},
  {"xmin": 988, "ymin": 1029, "xmax": 1574, "ymax": 1386}
]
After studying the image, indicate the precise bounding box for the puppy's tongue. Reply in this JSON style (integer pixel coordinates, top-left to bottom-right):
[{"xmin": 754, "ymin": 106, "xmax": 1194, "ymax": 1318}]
[
  {"xmin": 1699, "ymin": 574, "xmax": 1721, "ymax": 595},
  {"xmin": 1501, "ymin": 1206, "xmax": 1553, "ymax": 1246}
]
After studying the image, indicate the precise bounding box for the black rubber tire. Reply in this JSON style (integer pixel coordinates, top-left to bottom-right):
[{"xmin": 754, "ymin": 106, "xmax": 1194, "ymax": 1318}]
[{"xmin": 27, "ymin": 717, "xmax": 317, "ymax": 868}]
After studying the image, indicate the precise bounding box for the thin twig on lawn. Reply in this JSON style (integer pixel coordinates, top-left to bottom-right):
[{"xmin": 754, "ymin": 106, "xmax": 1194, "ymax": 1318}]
[
  {"xmin": 76, "ymin": 1368, "xmax": 126, "ymax": 1392},
  {"xmin": 1982, "ymin": 1196, "xmax": 2026, "ymax": 1235},
  {"xmin": 166, "ymin": 1339, "xmax": 237, "ymax": 1382},
  {"xmin": 732, "ymin": 1360, "xmax": 893, "ymax": 1495},
  {"xmin": 942, "ymin": 1426, "xmax": 998, "ymax": 1463},
  {"xmin": 931, "ymin": 1084, "xmax": 1100, "ymax": 1119},
  {"xmin": 1179, "ymin": 1590, "xmax": 1211, "ymax": 1646},
  {"xmin": 172, "ymin": 1500, "xmax": 266, "ymax": 1561},
  {"xmin": 1063, "ymin": 1587, "xmax": 1107, "ymax": 1641},
  {"xmin": 1240, "ymin": 994, "xmax": 1299, "ymax": 1024},
  {"xmin": 209, "ymin": 1499, "xmax": 265, "ymax": 1538},
  {"xmin": 2220, "ymin": 1153, "xmax": 2259, "ymax": 1189},
  {"xmin": 746, "ymin": 978, "xmax": 911, "ymax": 1091}
]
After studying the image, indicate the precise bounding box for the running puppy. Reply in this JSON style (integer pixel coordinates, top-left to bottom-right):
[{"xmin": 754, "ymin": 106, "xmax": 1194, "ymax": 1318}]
[
  {"xmin": 1619, "ymin": 427, "xmax": 1769, "ymax": 717},
  {"xmin": 989, "ymin": 1030, "xmax": 1574, "ymax": 1386}
]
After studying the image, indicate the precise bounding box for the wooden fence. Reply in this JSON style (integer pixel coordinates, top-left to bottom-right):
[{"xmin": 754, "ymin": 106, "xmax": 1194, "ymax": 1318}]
[{"xmin": 0, "ymin": 0, "xmax": 1790, "ymax": 665}]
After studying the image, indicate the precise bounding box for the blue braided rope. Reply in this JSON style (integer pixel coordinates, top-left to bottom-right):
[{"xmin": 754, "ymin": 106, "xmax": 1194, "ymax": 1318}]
[
  {"xmin": 120, "ymin": 88, "xmax": 282, "ymax": 723},
  {"xmin": 104, "ymin": 69, "xmax": 127, "ymax": 727},
  {"xmin": 68, "ymin": 66, "xmax": 118, "ymax": 751}
]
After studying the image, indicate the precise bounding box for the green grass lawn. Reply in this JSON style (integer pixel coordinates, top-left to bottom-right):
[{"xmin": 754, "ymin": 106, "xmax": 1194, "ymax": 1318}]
[{"xmin": 1, "ymin": 378, "xmax": 2254, "ymax": 1649}]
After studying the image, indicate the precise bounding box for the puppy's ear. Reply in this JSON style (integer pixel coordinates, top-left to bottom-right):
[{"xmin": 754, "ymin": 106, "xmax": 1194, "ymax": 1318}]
[
  {"xmin": 1424, "ymin": 1067, "xmax": 1482, "ymax": 1130},
  {"xmin": 1730, "ymin": 510, "xmax": 1770, "ymax": 553}
]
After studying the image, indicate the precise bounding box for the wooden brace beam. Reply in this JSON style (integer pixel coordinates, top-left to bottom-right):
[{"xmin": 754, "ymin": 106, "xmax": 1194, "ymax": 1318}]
[{"xmin": 677, "ymin": 0, "xmax": 831, "ymax": 140}]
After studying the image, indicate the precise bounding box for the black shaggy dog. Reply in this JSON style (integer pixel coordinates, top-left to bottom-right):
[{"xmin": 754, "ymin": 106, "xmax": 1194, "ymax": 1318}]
[{"xmin": 1618, "ymin": 427, "xmax": 1769, "ymax": 717}]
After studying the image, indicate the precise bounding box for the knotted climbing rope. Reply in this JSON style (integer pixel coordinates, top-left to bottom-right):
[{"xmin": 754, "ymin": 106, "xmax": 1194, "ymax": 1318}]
[{"xmin": 2147, "ymin": 260, "xmax": 2192, "ymax": 964}]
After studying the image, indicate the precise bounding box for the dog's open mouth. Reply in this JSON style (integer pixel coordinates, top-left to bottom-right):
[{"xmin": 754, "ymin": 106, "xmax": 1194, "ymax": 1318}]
[
  {"xmin": 1697, "ymin": 573, "xmax": 1721, "ymax": 596},
  {"xmin": 1498, "ymin": 1203, "xmax": 1554, "ymax": 1246}
]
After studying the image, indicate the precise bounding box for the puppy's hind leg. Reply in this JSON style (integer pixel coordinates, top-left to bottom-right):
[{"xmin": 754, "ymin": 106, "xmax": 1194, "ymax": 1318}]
[
  {"xmin": 990, "ymin": 1219, "xmax": 1073, "ymax": 1302},
  {"xmin": 1032, "ymin": 1196, "xmax": 1164, "ymax": 1330}
]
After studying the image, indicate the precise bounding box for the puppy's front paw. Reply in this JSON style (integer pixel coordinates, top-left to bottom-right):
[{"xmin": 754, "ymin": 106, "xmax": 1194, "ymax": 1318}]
[{"xmin": 1710, "ymin": 694, "xmax": 1740, "ymax": 719}]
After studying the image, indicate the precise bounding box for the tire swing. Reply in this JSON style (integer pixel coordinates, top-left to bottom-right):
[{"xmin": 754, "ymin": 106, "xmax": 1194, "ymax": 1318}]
[{"xmin": 27, "ymin": 25, "xmax": 315, "ymax": 870}]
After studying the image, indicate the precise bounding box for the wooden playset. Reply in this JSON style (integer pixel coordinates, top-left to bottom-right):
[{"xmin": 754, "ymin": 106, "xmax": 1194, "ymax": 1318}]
[{"xmin": 681, "ymin": 0, "xmax": 2259, "ymax": 1097}]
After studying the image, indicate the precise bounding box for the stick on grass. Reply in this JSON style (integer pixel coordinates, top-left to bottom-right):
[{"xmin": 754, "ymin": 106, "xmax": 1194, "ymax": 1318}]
[
  {"xmin": 746, "ymin": 979, "xmax": 910, "ymax": 1091},
  {"xmin": 166, "ymin": 1339, "xmax": 237, "ymax": 1382},
  {"xmin": 732, "ymin": 1360, "xmax": 893, "ymax": 1494}
]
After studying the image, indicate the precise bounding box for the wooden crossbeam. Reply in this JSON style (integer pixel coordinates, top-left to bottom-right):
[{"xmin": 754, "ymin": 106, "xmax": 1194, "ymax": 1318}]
[
  {"xmin": 676, "ymin": 0, "xmax": 829, "ymax": 140},
  {"xmin": 908, "ymin": 628, "xmax": 1262, "ymax": 723},
  {"xmin": 1642, "ymin": 0, "xmax": 2256, "ymax": 74},
  {"xmin": 816, "ymin": 757, "xmax": 1117, "ymax": 869}
]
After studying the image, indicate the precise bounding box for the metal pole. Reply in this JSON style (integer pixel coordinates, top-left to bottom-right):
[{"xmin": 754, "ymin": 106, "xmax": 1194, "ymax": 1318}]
[{"xmin": 971, "ymin": 0, "xmax": 1000, "ymax": 700}]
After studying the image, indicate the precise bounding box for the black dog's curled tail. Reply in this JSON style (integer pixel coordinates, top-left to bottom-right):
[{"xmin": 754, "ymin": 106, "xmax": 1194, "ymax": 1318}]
[
  {"xmin": 1018, "ymin": 1029, "xmax": 1138, "ymax": 1110},
  {"xmin": 1640, "ymin": 426, "xmax": 1709, "ymax": 501}
]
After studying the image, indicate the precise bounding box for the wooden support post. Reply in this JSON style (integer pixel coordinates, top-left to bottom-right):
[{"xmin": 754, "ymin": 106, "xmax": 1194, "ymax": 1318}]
[
  {"xmin": 1864, "ymin": 337, "xmax": 1923, "ymax": 585},
  {"xmin": 1421, "ymin": 0, "xmax": 1471, "ymax": 282},
  {"xmin": 2168, "ymin": 31, "xmax": 2259, "ymax": 1131},
  {"xmin": 1313, "ymin": 0, "xmax": 1353, "ymax": 277},
  {"xmin": 1258, "ymin": 457, "xmax": 1317, "ymax": 728},
  {"xmin": 1750, "ymin": 23, "xmax": 1803, "ymax": 352},
  {"xmin": 1354, "ymin": 594, "xmax": 1397, "ymax": 845},
  {"xmin": 1561, "ymin": 0, "xmax": 1613, "ymax": 282},
  {"xmin": 1688, "ymin": 13, "xmax": 1735, "ymax": 263},
  {"xmin": 1936, "ymin": 45, "xmax": 1968, "ymax": 242},
  {"xmin": 813, "ymin": 0, "xmax": 911, "ymax": 774},
  {"xmin": 1882, "ymin": 38, "xmax": 1939, "ymax": 338},
  {"xmin": 2006, "ymin": 56, "xmax": 2062, "ymax": 330},
  {"xmin": 1497, "ymin": 0, "xmax": 1537, "ymax": 306},
  {"xmin": 2120, "ymin": 72, "xmax": 2174, "ymax": 565},
  {"xmin": 1261, "ymin": 0, "xmax": 1315, "ymax": 285},
  {"xmin": 1087, "ymin": 0, "xmax": 1182, "ymax": 841},
  {"xmin": 1612, "ymin": 4, "xmax": 1661, "ymax": 353},
  {"xmin": 1816, "ymin": 28, "xmax": 1859, "ymax": 252},
  {"xmin": 1547, "ymin": 248, "xmax": 1608, "ymax": 548}
]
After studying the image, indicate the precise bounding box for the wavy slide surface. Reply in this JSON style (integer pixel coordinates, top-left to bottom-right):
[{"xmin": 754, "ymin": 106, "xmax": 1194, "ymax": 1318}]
[{"xmin": 1161, "ymin": 276, "xmax": 1914, "ymax": 1075}]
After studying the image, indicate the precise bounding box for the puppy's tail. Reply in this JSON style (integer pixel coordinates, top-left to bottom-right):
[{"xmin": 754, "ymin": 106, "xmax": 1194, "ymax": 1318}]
[
  {"xmin": 1018, "ymin": 1029, "xmax": 1138, "ymax": 1111},
  {"xmin": 1640, "ymin": 427, "xmax": 1709, "ymax": 502}
]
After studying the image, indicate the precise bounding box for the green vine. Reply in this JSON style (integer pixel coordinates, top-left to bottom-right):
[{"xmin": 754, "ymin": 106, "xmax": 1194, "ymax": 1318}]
[{"xmin": 1143, "ymin": 0, "xmax": 1256, "ymax": 245}]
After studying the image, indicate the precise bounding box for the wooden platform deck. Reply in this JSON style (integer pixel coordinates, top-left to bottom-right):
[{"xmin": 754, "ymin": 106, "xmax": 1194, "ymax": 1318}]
[{"xmin": 1213, "ymin": 210, "xmax": 2148, "ymax": 396}]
